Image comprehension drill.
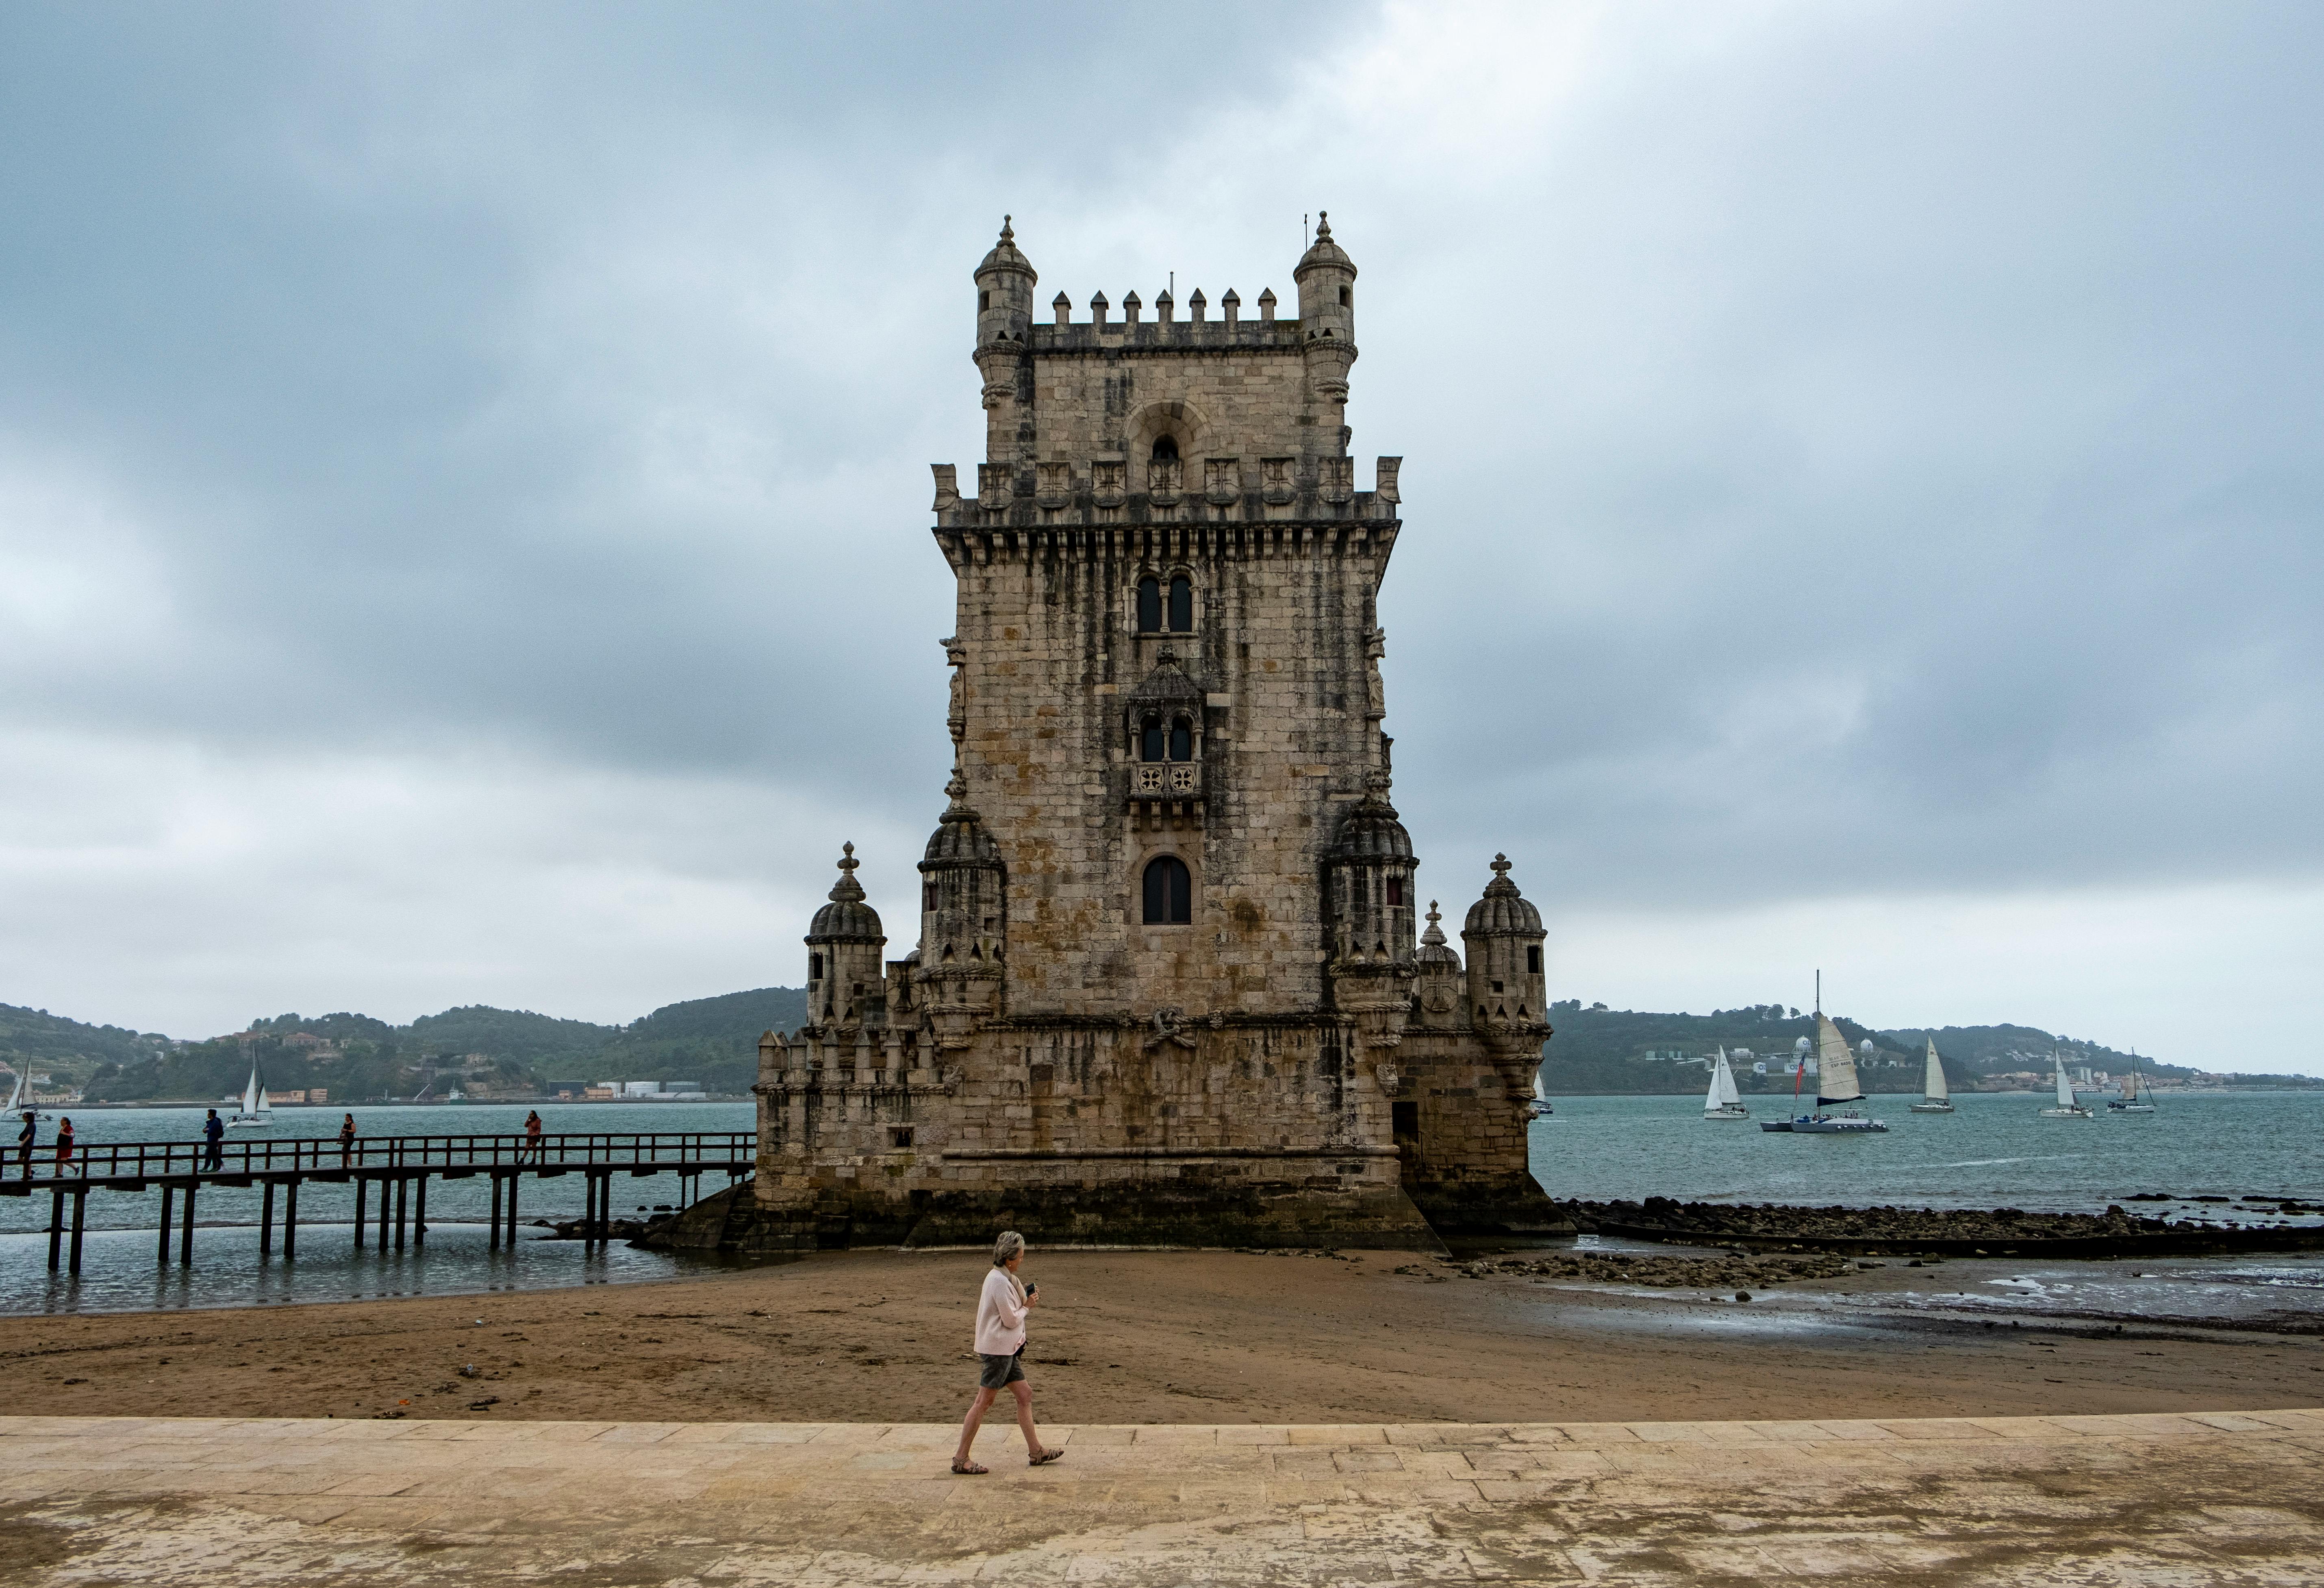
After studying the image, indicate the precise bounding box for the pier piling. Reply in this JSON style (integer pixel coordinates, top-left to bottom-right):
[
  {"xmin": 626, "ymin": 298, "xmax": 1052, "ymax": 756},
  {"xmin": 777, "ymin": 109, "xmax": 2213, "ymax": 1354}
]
[
  {"xmin": 489, "ymin": 1175, "xmax": 503, "ymax": 1249},
  {"xmin": 46, "ymin": 1188, "xmax": 64, "ymax": 1271},
  {"xmin": 413, "ymin": 1175, "xmax": 427, "ymax": 1246},
  {"xmin": 353, "ymin": 1178, "xmax": 367, "ymax": 1250},
  {"xmin": 260, "ymin": 1181, "xmax": 275, "ymax": 1257},
  {"xmin": 68, "ymin": 1189, "xmax": 86, "ymax": 1275},
  {"xmin": 283, "ymin": 1178, "xmax": 299, "ymax": 1259},
  {"xmin": 157, "ymin": 1184, "xmax": 174, "ymax": 1264},
  {"xmin": 178, "ymin": 1180, "xmax": 196, "ymax": 1265}
]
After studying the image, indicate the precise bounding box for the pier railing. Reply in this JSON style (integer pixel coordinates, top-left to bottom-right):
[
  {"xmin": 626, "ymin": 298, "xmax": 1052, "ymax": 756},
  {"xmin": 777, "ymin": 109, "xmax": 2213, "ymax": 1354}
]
[{"xmin": 7, "ymin": 1131, "xmax": 757, "ymax": 1184}]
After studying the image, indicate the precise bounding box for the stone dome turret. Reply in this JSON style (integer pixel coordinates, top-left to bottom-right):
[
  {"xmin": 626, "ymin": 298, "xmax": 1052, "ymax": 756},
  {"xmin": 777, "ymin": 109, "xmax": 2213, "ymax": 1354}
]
[
  {"xmin": 1328, "ymin": 791, "xmax": 1414, "ymax": 863},
  {"xmin": 1294, "ymin": 210, "xmax": 1356, "ymax": 280},
  {"xmin": 974, "ymin": 215, "xmax": 1035, "ymax": 284},
  {"xmin": 807, "ymin": 843, "xmax": 885, "ymax": 942},
  {"xmin": 923, "ymin": 802, "xmax": 1002, "ymax": 868},
  {"xmin": 1462, "ymin": 854, "xmax": 1542, "ymax": 936},
  {"xmin": 1416, "ymin": 901, "xmax": 1460, "ymax": 968}
]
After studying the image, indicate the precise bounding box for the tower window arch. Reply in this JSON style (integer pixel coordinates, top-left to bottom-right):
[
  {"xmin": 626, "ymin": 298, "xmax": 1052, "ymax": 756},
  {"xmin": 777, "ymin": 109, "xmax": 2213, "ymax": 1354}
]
[
  {"xmin": 1168, "ymin": 715, "xmax": 1192, "ymax": 762},
  {"xmin": 1167, "ymin": 575, "xmax": 1192, "ymax": 632},
  {"xmin": 1338, "ymin": 286, "xmax": 1352, "ymax": 308},
  {"xmin": 1142, "ymin": 855, "xmax": 1192, "ymax": 925},
  {"xmin": 1136, "ymin": 576, "xmax": 1161, "ymax": 633},
  {"xmin": 1140, "ymin": 714, "xmax": 1165, "ymax": 762},
  {"xmin": 1150, "ymin": 435, "xmax": 1179, "ymax": 463}
]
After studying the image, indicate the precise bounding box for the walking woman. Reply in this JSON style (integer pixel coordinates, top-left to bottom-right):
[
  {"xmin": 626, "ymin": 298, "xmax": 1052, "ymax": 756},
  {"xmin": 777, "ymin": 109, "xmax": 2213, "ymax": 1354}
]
[
  {"xmin": 53, "ymin": 1116, "xmax": 74, "ymax": 1172},
  {"xmin": 951, "ymin": 1230, "xmax": 1063, "ymax": 1474}
]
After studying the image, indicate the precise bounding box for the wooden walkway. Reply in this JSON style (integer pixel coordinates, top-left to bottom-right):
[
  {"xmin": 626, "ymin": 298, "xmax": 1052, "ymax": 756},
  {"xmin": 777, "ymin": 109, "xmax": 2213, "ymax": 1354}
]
[{"xmin": 0, "ymin": 1132, "xmax": 754, "ymax": 1272}]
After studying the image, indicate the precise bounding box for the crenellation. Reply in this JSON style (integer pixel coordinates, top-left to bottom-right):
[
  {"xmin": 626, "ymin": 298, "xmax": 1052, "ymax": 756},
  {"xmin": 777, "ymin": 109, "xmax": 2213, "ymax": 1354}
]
[{"xmin": 749, "ymin": 218, "xmax": 1565, "ymax": 1252}]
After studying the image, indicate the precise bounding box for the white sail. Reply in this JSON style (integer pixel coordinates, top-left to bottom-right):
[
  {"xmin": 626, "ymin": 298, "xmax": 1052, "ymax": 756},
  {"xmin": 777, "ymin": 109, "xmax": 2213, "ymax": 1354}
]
[
  {"xmin": 1814, "ymin": 1013, "xmax": 1863, "ymax": 1105},
  {"xmin": 1703, "ymin": 1057, "xmax": 1724, "ymax": 1113},
  {"xmin": 1535, "ymin": 1071, "xmax": 1549, "ymax": 1102},
  {"xmin": 1922, "ymin": 1037, "xmax": 1949, "ymax": 1102},
  {"xmin": 2121, "ymin": 1065, "xmax": 2141, "ymax": 1102},
  {"xmin": 2, "ymin": 1068, "xmax": 22, "ymax": 1114},
  {"xmin": 2053, "ymin": 1055, "xmax": 2076, "ymax": 1109},
  {"xmin": 1717, "ymin": 1049, "xmax": 1742, "ymax": 1107}
]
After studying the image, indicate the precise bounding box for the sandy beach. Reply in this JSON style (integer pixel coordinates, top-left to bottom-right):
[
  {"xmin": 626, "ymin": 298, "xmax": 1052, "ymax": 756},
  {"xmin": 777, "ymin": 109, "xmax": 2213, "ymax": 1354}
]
[{"xmin": 4, "ymin": 1246, "xmax": 2317, "ymax": 1426}]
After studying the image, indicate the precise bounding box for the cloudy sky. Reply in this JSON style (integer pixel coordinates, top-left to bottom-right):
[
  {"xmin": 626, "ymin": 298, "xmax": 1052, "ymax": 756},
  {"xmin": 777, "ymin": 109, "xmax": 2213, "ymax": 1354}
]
[{"xmin": 4, "ymin": 3, "xmax": 2319, "ymax": 1070}]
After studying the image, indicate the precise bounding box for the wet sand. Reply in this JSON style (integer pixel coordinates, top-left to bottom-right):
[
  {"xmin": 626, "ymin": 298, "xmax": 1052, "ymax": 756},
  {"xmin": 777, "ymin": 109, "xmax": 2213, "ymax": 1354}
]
[{"xmin": 4, "ymin": 1247, "xmax": 2317, "ymax": 1425}]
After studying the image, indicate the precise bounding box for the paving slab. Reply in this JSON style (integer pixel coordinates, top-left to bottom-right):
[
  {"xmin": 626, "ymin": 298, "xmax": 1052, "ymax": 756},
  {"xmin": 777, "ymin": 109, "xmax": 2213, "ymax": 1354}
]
[{"xmin": 1, "ymin": 1410, "xmax": 2319, "ymax": 1584}]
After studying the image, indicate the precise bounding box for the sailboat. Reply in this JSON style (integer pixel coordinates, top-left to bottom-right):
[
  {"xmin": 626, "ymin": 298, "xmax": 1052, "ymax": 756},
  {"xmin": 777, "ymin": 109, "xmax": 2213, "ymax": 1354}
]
[
  {"xmin": 226, "ymin": 1052, "xmax": 273, "ymax": 1127},
  {"xmin": 2109, "ymin": 1050, "xmax": 2157, "ymax": 1113},
  {"xmin": 2037, "ymin": 1052, "xmax": 2091, "ymax": 1119},
  {"xmin": 1909, "ymin": 1037, "xmax": 1955, "ymax": 1113},
  {"xmin": 1760, "ymin": 1011, "xmax": 1887, "ymax": 1133},
  {"xmin": 3, "ymin": 1068, "xmax": 51, "ymax": 1123},
  {"xmin": 1529, "ymin": 1071, "xmax": 1554, "ymax": 1119},
  {"xmin": 1703, "ymin": 1047, "xmax": 1750, "ymax": 1119}
]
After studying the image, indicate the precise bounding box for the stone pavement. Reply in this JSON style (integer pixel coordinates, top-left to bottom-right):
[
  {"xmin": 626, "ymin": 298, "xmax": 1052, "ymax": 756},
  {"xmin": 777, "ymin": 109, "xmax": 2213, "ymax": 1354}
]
[{"xmin": 2, "ymin": 1409, "xmax": 2320, "ymax": 1584}]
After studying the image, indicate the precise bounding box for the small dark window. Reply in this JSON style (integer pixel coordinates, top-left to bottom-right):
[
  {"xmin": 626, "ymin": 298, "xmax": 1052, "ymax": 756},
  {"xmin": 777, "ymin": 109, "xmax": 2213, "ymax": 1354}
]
[
  {"xmin": 1169, "ymin": 718, "xmax": 1192, "ymax": 761},
  {"xmin": 1386, "ymin": 877, "xmax": 1403, "ymax": 907},
  {"xmin": 810, "ymin": 953, "xmax": 824, "ymax": 980},
  {"xmin": 1151, "ymin": 435, "xmax": 1179, "ymax": 462},
  {"xmin": 1492, "ymin": 981, "xmax": 1504, "ymax": 993},
  {"xmin": 1167, "ymin": 575, "xmax": 1192, "ymax": 631},
  {"xmin": 889, "ymin": 1126, "xmax": 915, "ymax": 1149},
  {"xmin": 1142, "ymin": 855, "xmax": 1192, "ymax": 924},
  {"xmin": 1136, "ymin": 576, "xmax": 1161, "ymax": 632},
  {"xmin": 1140, "ymin": 714, "xmax": 1165, "ymax": 761},
  {"xmin": 1338, "ymin": 286, "xmax": 1351, "ymax": 308},
  {"xmin": 1391, "ymin": 1100, "xmax": 1418, "ymax": 1144},
  {"xmin": 924, "ymin": 883, "xmax": 939, "ymax": 911},
  {"xmin": 1527, "ymin": 945, "xmax": 1542, "ymax": 974},
  {"xmin": 979, "ymin": 290, "xmax": 990, "ymax": 310}
]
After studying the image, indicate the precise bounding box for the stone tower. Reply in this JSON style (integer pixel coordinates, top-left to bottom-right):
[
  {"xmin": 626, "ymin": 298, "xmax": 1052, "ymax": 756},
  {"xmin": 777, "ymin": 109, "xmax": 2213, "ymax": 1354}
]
[{"xmin": 743, "ymin": 217, "xmax": 1567, "ymax": 1251}]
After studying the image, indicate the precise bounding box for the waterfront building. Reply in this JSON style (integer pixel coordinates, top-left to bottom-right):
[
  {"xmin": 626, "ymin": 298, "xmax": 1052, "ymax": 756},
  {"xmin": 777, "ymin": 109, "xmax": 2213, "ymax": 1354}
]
[{"xmin": 745, "ymin": 218, "xmax": 1564, "ymax": 1250}]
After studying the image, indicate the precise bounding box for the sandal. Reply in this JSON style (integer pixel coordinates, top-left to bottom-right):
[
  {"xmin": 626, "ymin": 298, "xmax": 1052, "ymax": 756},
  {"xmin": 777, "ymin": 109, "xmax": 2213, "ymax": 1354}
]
[
  {"xmin": 951, "ymin": 1460, "xmax": 988, "ymax": 1475},
  {"xmin": 1028, "ymin": 1447, "xmax": 1064, "ymax": 1467}
]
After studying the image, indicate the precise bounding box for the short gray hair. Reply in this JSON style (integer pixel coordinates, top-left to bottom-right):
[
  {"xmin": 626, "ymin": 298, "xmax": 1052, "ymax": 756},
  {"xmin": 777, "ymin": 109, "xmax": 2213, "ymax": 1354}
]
[{"xmin": 992, "ymin": 1230, "xmax": 1025, "ymax": 1267}]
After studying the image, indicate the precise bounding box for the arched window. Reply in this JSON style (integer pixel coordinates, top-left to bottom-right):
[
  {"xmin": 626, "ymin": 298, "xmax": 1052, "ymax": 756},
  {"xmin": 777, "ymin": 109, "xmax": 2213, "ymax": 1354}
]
[
  {"xmin": 1140, "ymin": 714, "xmax": 1165, "ymax": 762},
  {"xmin": 1168, "ymin": 716, "xmax": 1192, "ymax": 762},
  {"xmin": 1167, "ymin": 575, "xmax": 1192, "ymax": 632},
  {"xmin": 1142, "ymin": 855, "xmax": 1192, "ymax": 924},
  {"xmin": 1151, "ymin": 435, "xmax": 1179, "ymax": 463},
  {"xmin": 1136, "ymin": 576, "xmax": 1161, "ymax": 633}
]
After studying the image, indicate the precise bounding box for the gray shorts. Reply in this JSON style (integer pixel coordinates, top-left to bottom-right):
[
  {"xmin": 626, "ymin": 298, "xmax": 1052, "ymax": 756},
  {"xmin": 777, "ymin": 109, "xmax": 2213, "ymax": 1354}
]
[{"xmin": 977, "ymin": 1349, "xmax": 1025, "ymax": 1390}]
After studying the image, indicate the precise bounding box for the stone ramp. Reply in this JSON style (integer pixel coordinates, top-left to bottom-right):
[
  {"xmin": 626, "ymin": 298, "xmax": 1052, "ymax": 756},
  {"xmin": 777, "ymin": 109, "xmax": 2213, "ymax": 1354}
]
[{"xmin": 2, "ymin": 1409, "xmax": 2319, "ymax": 1584}]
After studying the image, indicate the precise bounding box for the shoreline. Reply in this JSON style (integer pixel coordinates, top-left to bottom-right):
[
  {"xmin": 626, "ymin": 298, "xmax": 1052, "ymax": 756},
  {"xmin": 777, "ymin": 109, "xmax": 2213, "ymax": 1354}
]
[{"xmin": 3, "ymin": 1245, "xmax": 2315, "ymax": 1427}]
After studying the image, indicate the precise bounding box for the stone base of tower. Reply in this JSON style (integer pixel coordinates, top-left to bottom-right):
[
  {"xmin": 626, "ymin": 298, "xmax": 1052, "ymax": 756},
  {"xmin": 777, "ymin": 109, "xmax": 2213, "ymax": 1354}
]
[{"xmin": 1404, "ymin": 1174, "xmax": 1575, "ymax": 1240}]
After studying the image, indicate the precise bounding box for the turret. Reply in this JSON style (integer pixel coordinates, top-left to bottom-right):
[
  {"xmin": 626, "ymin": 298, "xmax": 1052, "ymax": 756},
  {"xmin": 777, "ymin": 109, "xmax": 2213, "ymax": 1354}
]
[
  {"xmin": 1462, "ymin": 855, "xmax": 1549, "ymax": 1100},
  {"xmin": 972, "ymin": 217, "xmax": 1036, "ymax": 466},
  {"xmin": 1294, "ymin": 211, "xmax": 1357, "ymax": 428},
  {"xmin": 917, "ymin": 774, "xmax": 1007, "ymax": 1048},
  {"xmin": 1413, "ymin": 901, "xmax": 1463, "ymax": 1030},
  {"xmin": 805, "ymin": 844, "xmax": 886, "ymax": 1030},
  {"xmin": 1325, "ymin": 787, "xmax": 1416, "ymax": 1052}
]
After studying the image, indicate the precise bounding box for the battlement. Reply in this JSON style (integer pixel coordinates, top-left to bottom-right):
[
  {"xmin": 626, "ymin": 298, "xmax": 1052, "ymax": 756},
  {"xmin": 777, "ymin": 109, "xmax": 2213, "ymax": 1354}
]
[
  {"xmin": 931, "ymin": 456, "xmax": 1402, "ymax": 534},
  {"xmin": 1023, "ymin": 316, "xmax": 1322, "ymax": 354}
]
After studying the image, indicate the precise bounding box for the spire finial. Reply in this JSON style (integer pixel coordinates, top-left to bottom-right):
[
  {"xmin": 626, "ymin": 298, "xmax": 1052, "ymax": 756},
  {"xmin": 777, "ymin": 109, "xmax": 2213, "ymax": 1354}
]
[
  {"xmin": 945, "ymin": 768, "xmax": 970, "ymax": 810},
  {"xmin": 1315, "ymin": 210, "xmax": 1330, "ymax": 237},
  {"xmin": 828, "ymin": 842, "xmax": 866, "ymax": 903},
  {"xmin": 1490, "ymin": 853, "xmax": 1510, "ymax": 877},
  {"xmin": 1000, "ymin": 214, "xmax": 1013, "ymax": 243}
]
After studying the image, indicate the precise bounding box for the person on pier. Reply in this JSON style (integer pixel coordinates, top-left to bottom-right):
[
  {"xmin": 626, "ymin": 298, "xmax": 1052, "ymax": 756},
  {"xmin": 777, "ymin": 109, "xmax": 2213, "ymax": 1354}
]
[
  {"xmin": 202, "ymin": 1108, "xmax": 224, "ymax": 1171},
  {"xmin": 16, "ymin": 1111, "xmax": 33, "ymax": 1180},
  {"xmin": 54, "ymin": 1117, "xmax": 73, "ymax": 1171}
]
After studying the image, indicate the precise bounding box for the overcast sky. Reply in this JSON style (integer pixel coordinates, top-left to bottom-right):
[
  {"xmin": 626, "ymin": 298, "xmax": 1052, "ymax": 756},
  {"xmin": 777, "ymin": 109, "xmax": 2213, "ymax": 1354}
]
[{"xmin": 4, "ymin": 3, "xmax": 2319, "ymax": 1071}]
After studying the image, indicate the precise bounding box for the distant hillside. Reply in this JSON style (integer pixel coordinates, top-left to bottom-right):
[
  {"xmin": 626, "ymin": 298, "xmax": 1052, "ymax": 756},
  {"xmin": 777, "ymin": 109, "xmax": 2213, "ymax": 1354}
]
[
  {"xmin": 0, "ymin": 1003, "xmax": 174, "ymax": 1083},
  {"xmin": 76, "ymin": 987, "xmax": 810, "ymax": 1104},
  {"xmin": 33, "ymin": 984, "xmax": 2317, "ymax": 1103},
  {"xmin": 1535, "ymin": 1001, "xmax": 2320, "ymax": 1096}
]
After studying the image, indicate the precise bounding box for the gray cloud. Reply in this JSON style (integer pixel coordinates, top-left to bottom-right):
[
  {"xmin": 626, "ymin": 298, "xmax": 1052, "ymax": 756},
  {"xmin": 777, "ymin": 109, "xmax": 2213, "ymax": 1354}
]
[{"xmin": 3, "ymin": 2, "xmax": 2319, "ymax": 1061}]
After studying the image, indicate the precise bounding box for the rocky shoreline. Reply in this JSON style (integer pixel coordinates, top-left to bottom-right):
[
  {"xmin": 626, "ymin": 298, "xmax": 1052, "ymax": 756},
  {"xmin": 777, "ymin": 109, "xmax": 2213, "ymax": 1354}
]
[{"xmin": 1566, "ymin": 1197, "xmax": 2324, "ymax": 1257}]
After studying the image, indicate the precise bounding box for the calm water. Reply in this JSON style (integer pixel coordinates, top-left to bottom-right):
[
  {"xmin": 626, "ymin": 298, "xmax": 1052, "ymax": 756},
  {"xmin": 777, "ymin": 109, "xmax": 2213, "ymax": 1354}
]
[
  {"xmin": 0, "ymin": 1102, "xmax": 755, "ymax": 1315},
  {"xmin": 5, "ymin": 1093, "xmax": 2317, "ymax": 1315},
  {"xmin": 1529, "ymin": 1090, "xmax": 2324, "ymax": 1211}
]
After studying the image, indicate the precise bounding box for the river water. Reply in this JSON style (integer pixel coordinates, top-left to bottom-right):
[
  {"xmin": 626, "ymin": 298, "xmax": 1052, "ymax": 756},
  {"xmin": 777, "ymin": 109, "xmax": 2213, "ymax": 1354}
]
[{"xmin": 2, "ymin": 1093, "xmax": 2316, "ymax": 1316}]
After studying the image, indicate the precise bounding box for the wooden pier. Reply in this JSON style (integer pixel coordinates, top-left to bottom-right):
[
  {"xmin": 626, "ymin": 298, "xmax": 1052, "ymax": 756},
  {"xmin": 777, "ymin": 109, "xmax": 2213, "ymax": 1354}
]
[{"xmin": 1, "ymin": 1132, "xmax": 755, "ymax": 1274}]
